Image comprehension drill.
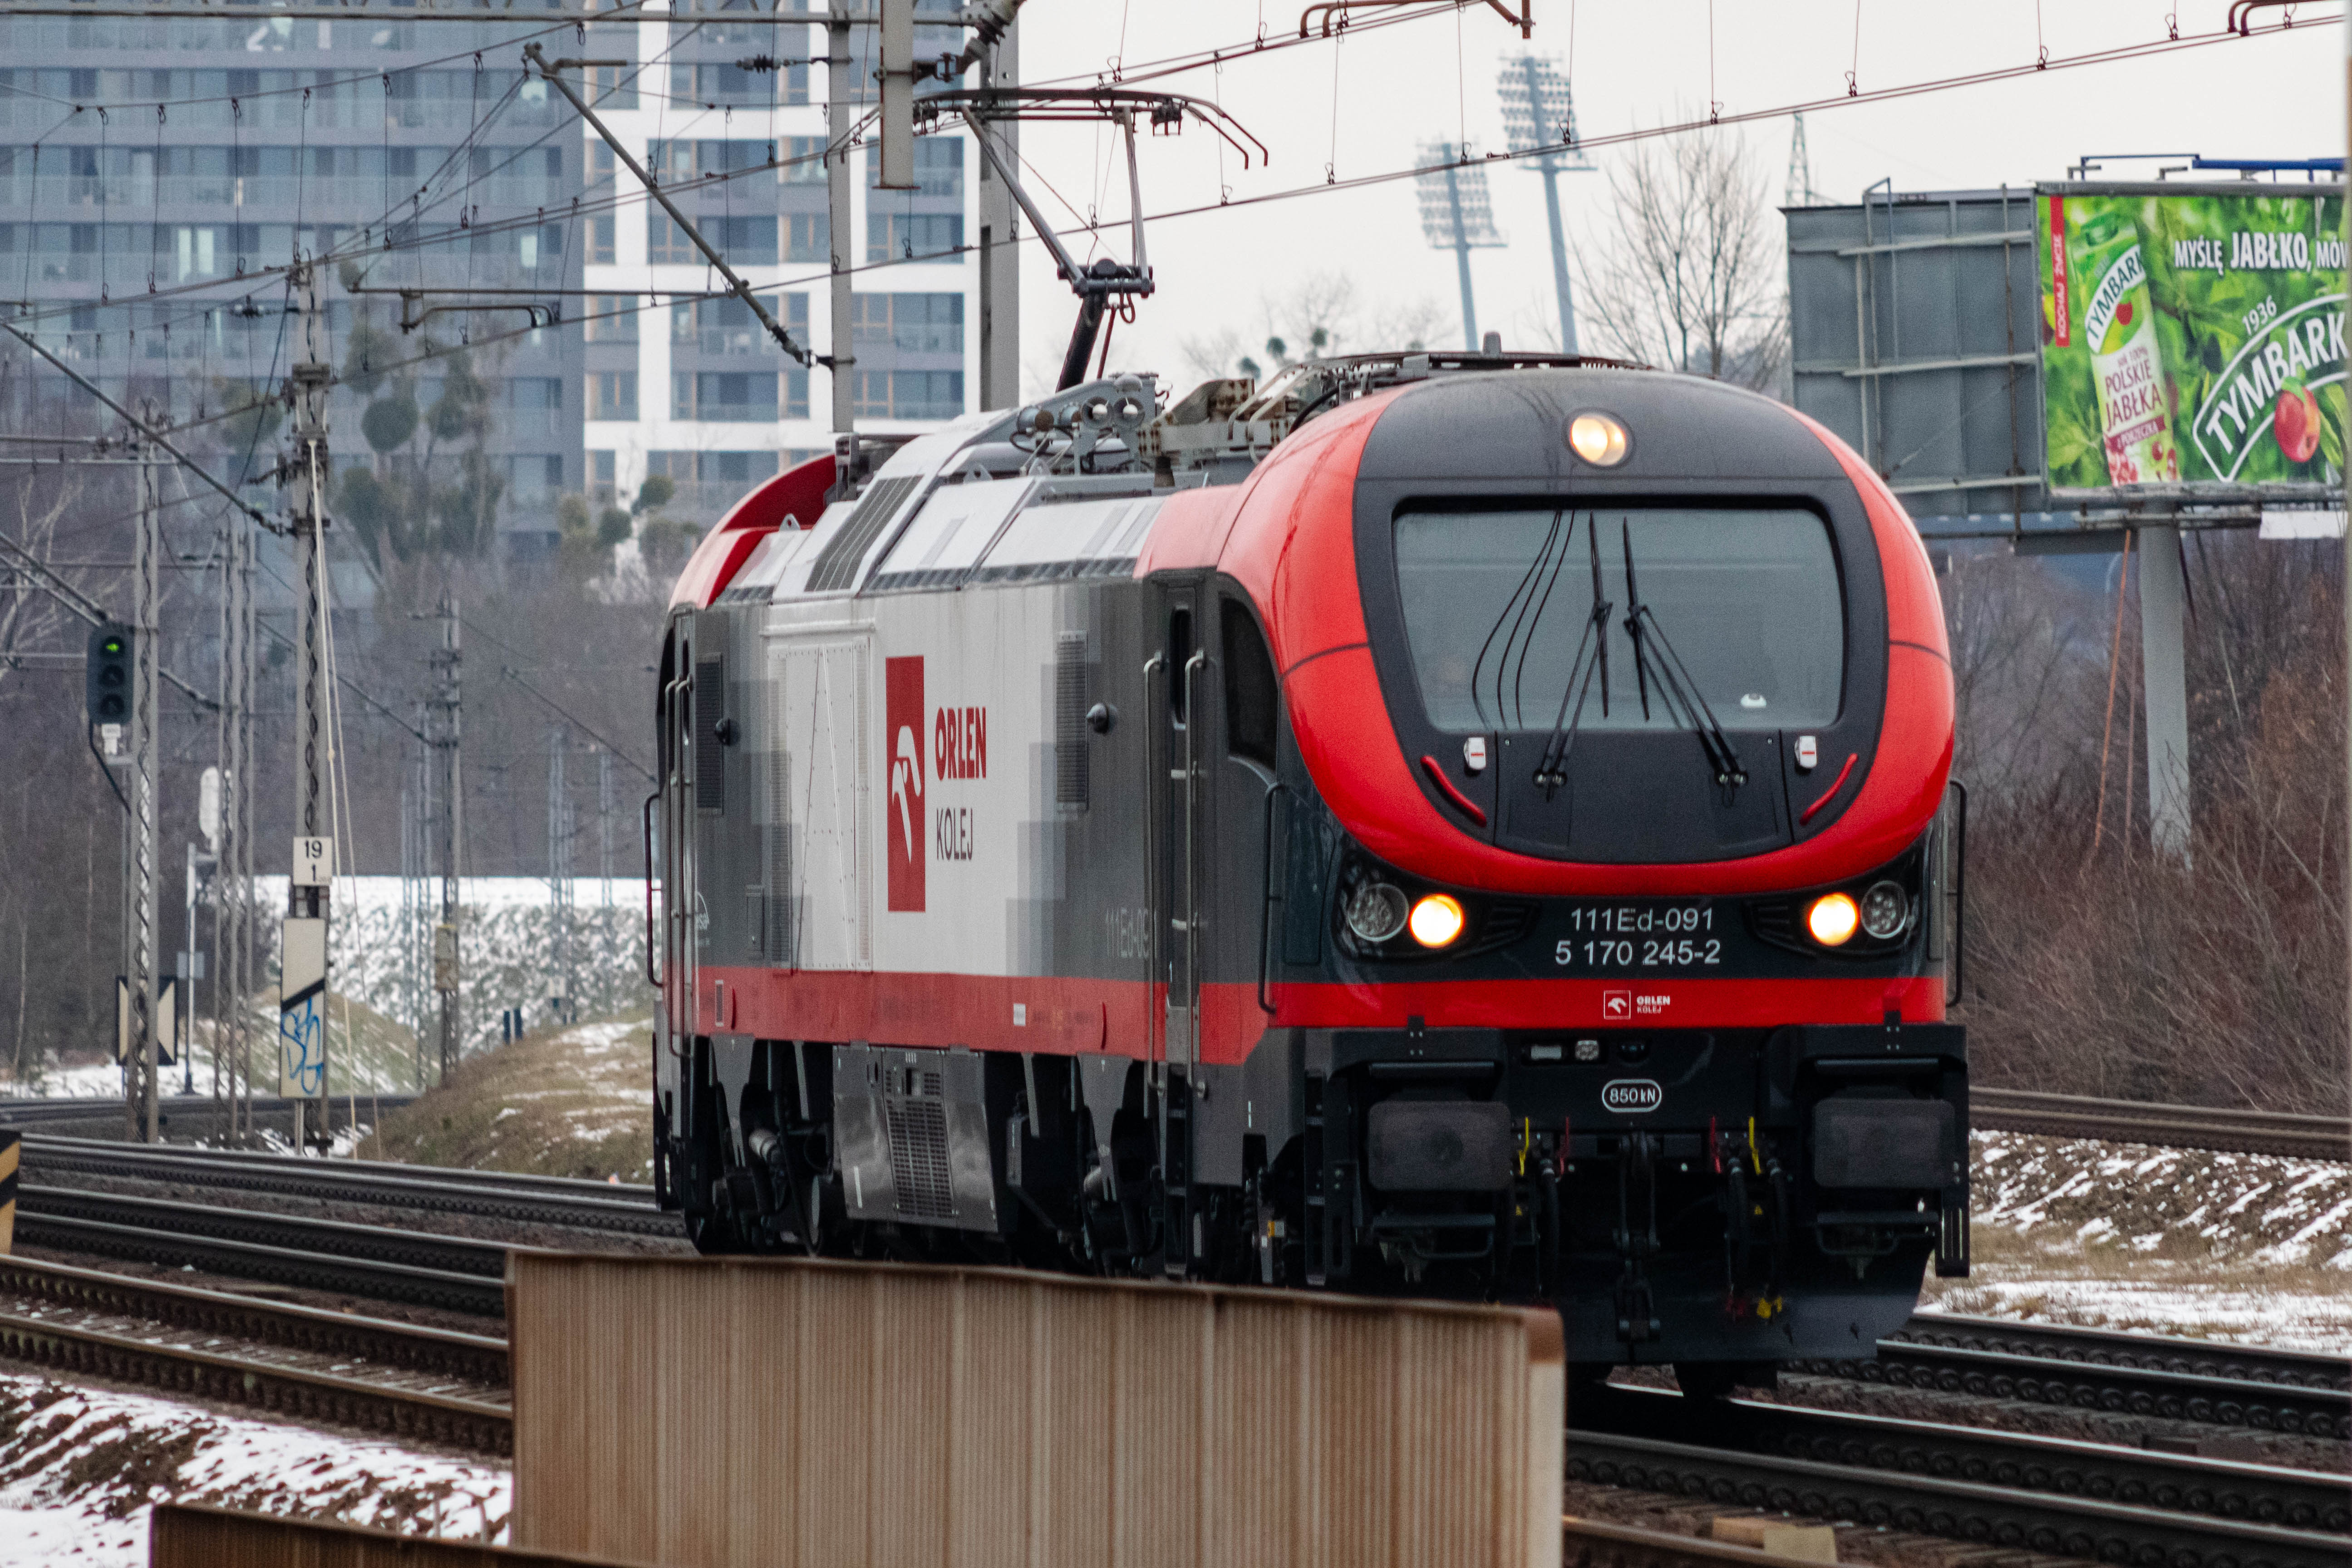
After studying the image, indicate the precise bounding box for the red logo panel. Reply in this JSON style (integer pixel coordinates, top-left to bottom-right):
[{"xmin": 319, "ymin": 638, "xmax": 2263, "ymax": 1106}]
[{"xmin": 886, "ymin": 656, "xmax": 925, "ymax": 911}]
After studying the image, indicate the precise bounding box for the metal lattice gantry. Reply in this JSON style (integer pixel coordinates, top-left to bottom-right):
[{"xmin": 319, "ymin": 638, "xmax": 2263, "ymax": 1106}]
[
  {"xmin": 1414, "ymin": 143, "xmax": 1508, "ymax": 351},
  {"xmin": 1496, "ymin": 53, "xmax": 1594, "ymax": 355}
]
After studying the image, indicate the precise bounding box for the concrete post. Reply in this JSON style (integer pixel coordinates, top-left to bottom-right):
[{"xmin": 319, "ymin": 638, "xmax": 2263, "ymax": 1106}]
[{"xmin": 2137, "ymin": 522, "xmax": 2191, "ymax": 859}]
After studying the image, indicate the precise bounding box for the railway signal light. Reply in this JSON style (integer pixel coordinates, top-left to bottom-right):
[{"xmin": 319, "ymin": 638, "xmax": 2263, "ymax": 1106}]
[{"xmin": 85, "ymin": 620, "xmax": 132, "ymax": 726}]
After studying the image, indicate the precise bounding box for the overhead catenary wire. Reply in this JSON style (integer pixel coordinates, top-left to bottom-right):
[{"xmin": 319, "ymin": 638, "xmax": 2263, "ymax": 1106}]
[{"xmin": 1, "ymin": 8, "xmax": 2322, "ymax": 445}]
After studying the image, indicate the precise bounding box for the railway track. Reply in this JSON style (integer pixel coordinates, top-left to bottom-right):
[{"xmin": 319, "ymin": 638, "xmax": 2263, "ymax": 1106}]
[
  {"xmin": 1585, "ymin": 1381, "xmax": 2351, "ymax": 1532},
  {"xmin": 1802, "ymin": 1314, "xmax": 2352, "ymax": 1440},
  {"xmin": 0, "ymin": 1094, "xmax": 411, "ymax": 1134},
  {"xmin": 18, "ymin": 1134, "xmax": 674, "ymax": 1237},
  {"xmin": 1569, "ymin": 1424, "xmax": 2350, "ymax": 1568},
  {"xmin": 0, "ymin": 1253, "xmax": 510, "ymax": 1455},
  {"xmin": 1974, "ymin": 1086, "xmax": 2351, "ymax": 1163},
  {"xmin": 11, "ymin": 1186, "xmax": 508, "ymax": 1316}
]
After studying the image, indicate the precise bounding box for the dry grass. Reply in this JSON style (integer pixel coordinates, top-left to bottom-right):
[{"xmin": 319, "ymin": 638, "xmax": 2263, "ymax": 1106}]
[
  {"xmin": 356, "ymin": 1015, "xmax": 653, "ymax": 1183},
  {"xmin": 1946, "ymin": 535, "xmax": 2351, "ymax": 1118}
]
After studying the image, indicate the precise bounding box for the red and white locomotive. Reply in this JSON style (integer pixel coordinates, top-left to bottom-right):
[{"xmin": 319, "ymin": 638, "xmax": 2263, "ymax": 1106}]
[{"xmin": 652, "ymin": 352, "xmax": 1967, "ymax": 1386}]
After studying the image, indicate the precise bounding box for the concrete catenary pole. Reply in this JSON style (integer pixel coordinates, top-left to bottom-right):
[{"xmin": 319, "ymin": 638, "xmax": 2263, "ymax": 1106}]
[
  {"xmin": 2342, "ymin": 13, "xmax": 2349, "ymax": 1162},
  {"xmin": 828, "ymin": 6, "xmax": 857, "ymax": 443},
  {"xmin": 131, "ymin": 427, "xmax": 160, "ymax": 1143},
  {"xmin": 287, "ymin": 261, "xmax": 334, "ymax": 1146},
  {"xmin": 977, "ymin": 15, "xmax": 1020, "ymax": 408},
  {"xmin": 433, "ymin": 599, "xmax": 463, "ymax": 1084}
]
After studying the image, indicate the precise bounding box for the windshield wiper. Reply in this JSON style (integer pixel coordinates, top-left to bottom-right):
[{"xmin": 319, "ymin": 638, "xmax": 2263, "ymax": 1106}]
[
  {"xmin": 1467, "ymin": 509, "xmax": 1567, "ymax": 729},
  {"xmin": 1619, "ymin": 520, "xmax": 1746, "ymax": 802},
  {"xmin": 1531, "ymin": 514, "xmax": 1612, "ymax": 799}
]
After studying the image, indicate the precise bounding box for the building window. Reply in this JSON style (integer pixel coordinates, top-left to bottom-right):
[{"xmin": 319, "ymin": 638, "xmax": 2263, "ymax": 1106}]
[
  {"xmin": 649, "ymin": 214, "xmax": 774, "ymax": 267},
  {"xmin": 784, "ymin": 212, "xmax": 829, "ymax": 263},
  {"xmin": 855, "ymin": 370, "xmax": 964, "ymax": 420},
  {"xmin": 866, "ymin": 212, "xmax": 963, "ymax": 264},
  {"xmin": 586, "ymin": 371, "xmax": 637, "ymax": 422},
  {"xmin": 780, "ymin": 136, "xmax": 827, "ymax": 185},
  {"xmin": 864, "ymin": 137, "xmax": 963, "ymax": 198},
  {"xmin": 507, "ymin": 377, "xmax": 564, "ymax": 436},
  {"xmin": 586, "ymin": 62, "xmax": 637, "ymax": 110},
  {"xmin": 786, "ymin": 364, "xmax": 808, "ymax": 420},
  {"xmin": 504, "ymin": 454, "xmax": 564, "ymax": 507},
  {"xmin": 671, "ymin": 292, "xmax": 789, "ymax": 357},
  {"xmin": 673, "ymin": 371, "xmax": 778, "ymax": 423},
  {"xmin": 583, "ymin": 295, "xmax": 639, "ymax": 343},
  {"xmin": 588, "ymin": 215, "xmax": 615, "ymax": 265},
  {"xmin": 650, "ymin": 138, "xmax": 774, "ymax": 183},
  {"xmin": 587, "ymin": 143, "xmax": 617, "ymax": 191},
  {"xmin": 646, "ymin": 449, "xmax": 783, "ymax": 520},
  {"xmin": 852, "ymin": 293, "xmax": 963, "ymax": 354},
  {"xmin": 590, "ymin": 450, "xmax": 618, "ymax": 510}
]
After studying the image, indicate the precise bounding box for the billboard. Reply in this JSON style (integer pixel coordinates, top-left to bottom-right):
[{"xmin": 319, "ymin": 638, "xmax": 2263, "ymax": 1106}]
[{"xmin": 2039, "ymin": 184, "xmax": 2344, "ymax": 499}]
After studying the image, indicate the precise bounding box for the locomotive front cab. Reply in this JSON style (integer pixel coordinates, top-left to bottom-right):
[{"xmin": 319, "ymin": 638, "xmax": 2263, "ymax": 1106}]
[{"xmin": 1256, "ymin": 367, "xmax": 1966, "ymax": 1371}]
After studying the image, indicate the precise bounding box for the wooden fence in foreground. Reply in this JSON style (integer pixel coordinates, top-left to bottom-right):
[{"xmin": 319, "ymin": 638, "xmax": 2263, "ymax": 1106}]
[{"xmin": 507, "ymin": 1251, "xmax": 1566, "ymax": 1568}]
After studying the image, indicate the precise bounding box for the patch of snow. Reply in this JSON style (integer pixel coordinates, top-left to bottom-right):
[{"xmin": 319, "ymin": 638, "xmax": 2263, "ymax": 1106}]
[{"xmin": 0, "ymin": 1373, "xmax": 507, "ymax": 1568}]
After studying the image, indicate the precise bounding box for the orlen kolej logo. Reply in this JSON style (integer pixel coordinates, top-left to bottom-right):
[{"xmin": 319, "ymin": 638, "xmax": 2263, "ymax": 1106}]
[
  {"xmin": 1601, "ymin": 1079, "xmax": 1663, "ymax": 1114},
  {"xmin": 885, "ymin": 656, "xmax": 924, "ymax": 911}
]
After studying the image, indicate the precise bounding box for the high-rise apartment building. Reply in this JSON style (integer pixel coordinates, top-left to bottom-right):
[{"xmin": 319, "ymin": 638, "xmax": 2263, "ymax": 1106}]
[
  {"xmin": 582, "ymin": 1, "xmax": 982, "ymax": 525},
  {"xmin": 0, "ymin": 11, "xmax": 581, "ymax": 563},
  {"xmin": 0, "ymin": 1, "xmax": 989, "ymax": 560}
]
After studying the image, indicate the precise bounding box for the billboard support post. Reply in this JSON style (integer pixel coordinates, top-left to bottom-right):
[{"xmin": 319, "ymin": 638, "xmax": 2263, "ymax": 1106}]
[{"xmin": 2137, "ymin": 523, "xmax": 2192, "ymax": 860}]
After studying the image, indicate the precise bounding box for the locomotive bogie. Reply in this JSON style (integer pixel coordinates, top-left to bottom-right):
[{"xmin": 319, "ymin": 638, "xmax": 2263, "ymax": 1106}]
[{"xmin": 651, "ymin": 359, "xmax": 1968, "ymax": 1374}]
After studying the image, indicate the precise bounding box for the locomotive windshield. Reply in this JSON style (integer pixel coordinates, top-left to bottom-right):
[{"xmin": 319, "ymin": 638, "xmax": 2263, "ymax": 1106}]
[{"xmin": 1394, "ymin": 505, "xmax": 1844, "ymax": 733}]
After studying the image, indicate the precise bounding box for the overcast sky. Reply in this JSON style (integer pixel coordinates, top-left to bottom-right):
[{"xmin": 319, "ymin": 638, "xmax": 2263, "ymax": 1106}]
[{"xmin": 997, "ymin": 0, "xmax": 2338, "ymax": 396}]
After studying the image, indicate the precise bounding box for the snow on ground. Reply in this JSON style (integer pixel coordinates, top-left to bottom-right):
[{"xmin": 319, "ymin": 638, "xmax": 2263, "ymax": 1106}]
[
  {"xmin": 1918, "ymin": 1130, "xmax": 2352, "ymax": 1355},
  {"xmin": 0, "ymin": 1372, "xmax": 507, "ymax": 1567},
  {"xmin": 3, "ymin": 877, "xmax": 643, "ymax": 1098}
]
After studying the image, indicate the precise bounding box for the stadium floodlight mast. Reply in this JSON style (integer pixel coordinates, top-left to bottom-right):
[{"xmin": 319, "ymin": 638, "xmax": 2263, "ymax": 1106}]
[
  {"xmin": 1415, "ymin": 143, "xmax": 1508, "ymax": 352},
  {"xmin": 1496, "ymin": 53, "xmax": 1594, "ymax": 355}
]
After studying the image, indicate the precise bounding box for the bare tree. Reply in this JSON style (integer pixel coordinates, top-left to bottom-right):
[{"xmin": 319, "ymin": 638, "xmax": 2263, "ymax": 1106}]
[
  {"xmin": 1178, "ymin": 270, "xmax": 1447, "ymax": 384},
  {"xmin": 1576, "ymin": 130, "xmax": 1787, "ymax": 391}
]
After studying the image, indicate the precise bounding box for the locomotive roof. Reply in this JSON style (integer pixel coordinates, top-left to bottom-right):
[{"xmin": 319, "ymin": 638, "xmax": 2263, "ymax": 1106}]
[{"xmin": 718, "ymin": 354, "xmax": 1685, "ymax": 607}]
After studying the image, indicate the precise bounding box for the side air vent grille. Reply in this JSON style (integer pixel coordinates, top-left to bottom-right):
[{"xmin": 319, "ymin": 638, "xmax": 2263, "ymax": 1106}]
[
  {"xmin": 807, "ymin": 473, "xmax": 921, "ymax": 593},
  {"xmin": 1054, "ymin": 631, "xmax": 1088, "ymax": 808},
  {"xmin": 885, "ymin": 1096, "xmax": 955, "ymax": 1221},
  {"xmin": 692, "ymin": 656, "xmax": 726, "ymax": 811}
]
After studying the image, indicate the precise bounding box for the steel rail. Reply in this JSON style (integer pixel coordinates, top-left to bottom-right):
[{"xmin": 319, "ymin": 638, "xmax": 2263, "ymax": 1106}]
[
  {"xmin": 20, "ymin": 1136, "xmax": 673, "ymax": 1236},
  {"xmin": 1568, "ymin": 1429, "xmax": 2352, "ymax": 1568},
  {"xmin": 0, "ymin": 1254, "xmax": 508, "ymax": 1385},
  {"xmin": 0, "ymin": 1310, "xmax": 511, "ymax": 1455},
  {"xmin": 1583, "ymin": 1383, "xmax": 2352, "ymax": 1536},
  {"xmin": 12, "ymin": 1199, "xmax": 507, "ymax": 1317},
  {"xmin": 26, "ymin": 1131, "xmax": 655, "ymax": 1200},
  {"xmin": 0, "ymin": 1094, "xmax": 413, "ymax": 1131},
  {"xmin": 1800, "ymin": 1335, "xmax": 2352, "ymax": 1440},
  {"xmin": 1894, "ymin": 1311, "xmax": 2350, "ymax": 1394},
  {"xmin": 1975, "ymin": 1086, "xmax": 2352, "ymax": 1162}
]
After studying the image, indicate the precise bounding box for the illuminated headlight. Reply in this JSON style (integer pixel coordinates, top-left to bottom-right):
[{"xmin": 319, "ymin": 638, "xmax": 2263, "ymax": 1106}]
[
  {"xmin": 1806, "ymin": 892, "xmax": 1860, "ymax": 947},
  {"xmin": 1407, "ymin": 894, "xmax": 1466, "ymax": 949},
  {"xmin": 1566, "ymin": 411, "xmax": 1629, "ymax": 467},
  {"xmin": 1345, "ymin": 882, "xmax": 1410, "ymax": 944},
  {"xmin": 1859, "ymin": 881, "xmax": 1909, "ymax": 940}
]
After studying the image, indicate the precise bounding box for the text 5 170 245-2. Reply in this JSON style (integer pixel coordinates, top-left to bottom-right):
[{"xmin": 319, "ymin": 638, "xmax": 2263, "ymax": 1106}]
[{"xmin": 1555, "ymin": 937, "xmax": 1723, "ymax": 969}]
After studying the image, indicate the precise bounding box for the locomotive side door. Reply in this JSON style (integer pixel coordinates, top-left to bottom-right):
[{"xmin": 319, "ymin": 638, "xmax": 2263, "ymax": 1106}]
[
  {"xmin": 1146, "ymin": 584, "xmax": 1209, "ymax": 1273},
  {"xmin": 1148, "ymin": 590, "xmax": 1204, "ymax": 1084}
]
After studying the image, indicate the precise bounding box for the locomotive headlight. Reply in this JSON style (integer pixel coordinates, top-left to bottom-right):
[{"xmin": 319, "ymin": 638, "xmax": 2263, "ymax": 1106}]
[
  {"xmin": 1344, "ymin": 882, "xmax": 1410, "ymax": 944},
  {"xmin": 1806, "ymin": 891, "xmax": 1860, "ymax": 947},
  {"xmin": 1859, "ymin": 881, "xmax": 1909, "ymax": 939},
  {"xmin": 1407, "ymin": 894, "xmax": 1466, "ymax": 949},
  {"xmin": 1566, "ymin": 412, "xmax": 1629, "ymax": 467}
]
